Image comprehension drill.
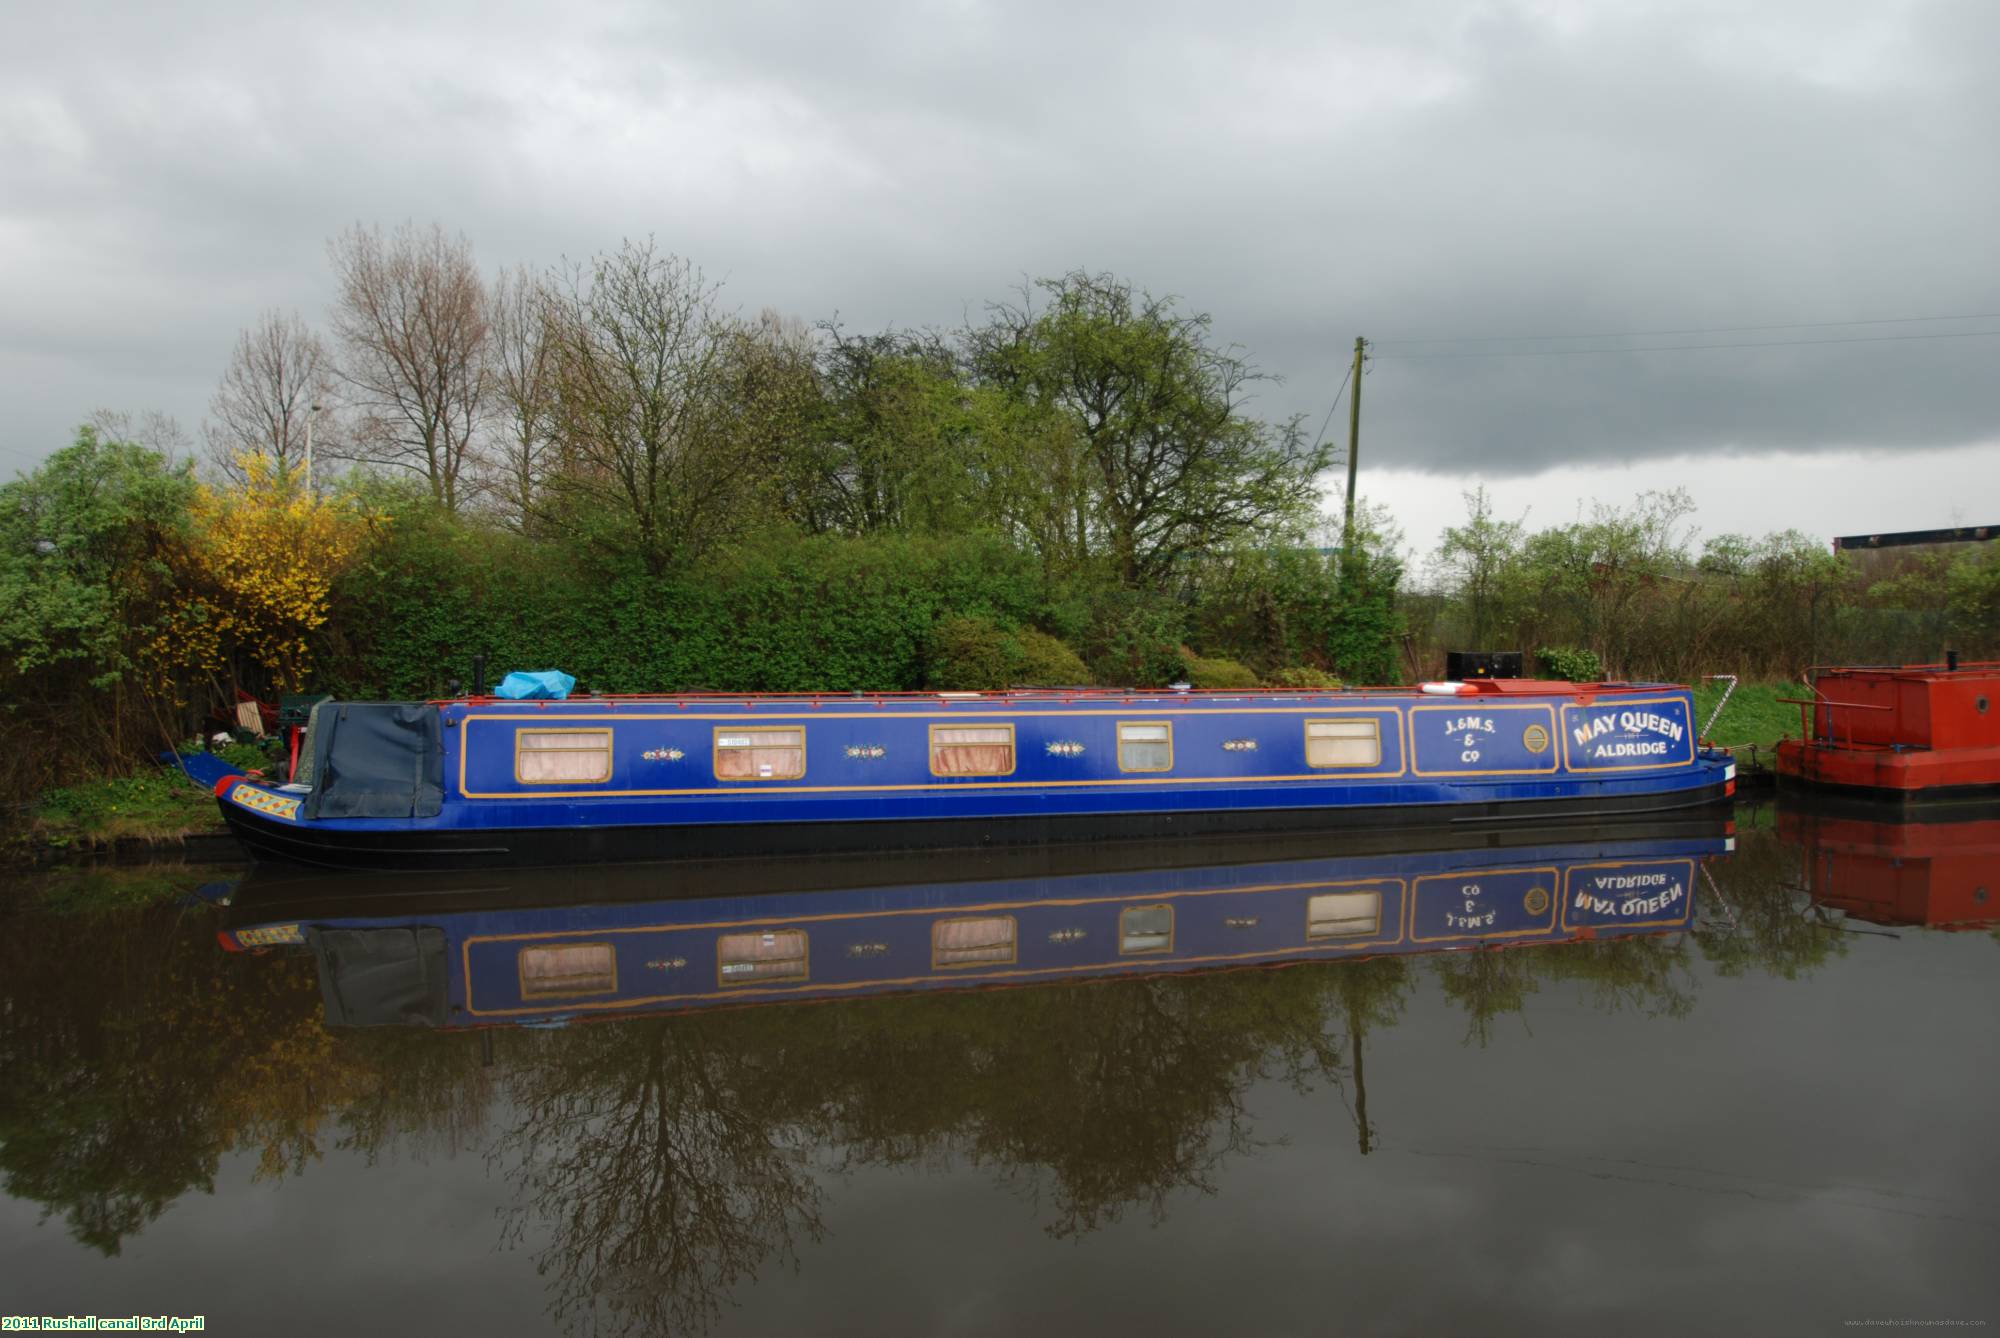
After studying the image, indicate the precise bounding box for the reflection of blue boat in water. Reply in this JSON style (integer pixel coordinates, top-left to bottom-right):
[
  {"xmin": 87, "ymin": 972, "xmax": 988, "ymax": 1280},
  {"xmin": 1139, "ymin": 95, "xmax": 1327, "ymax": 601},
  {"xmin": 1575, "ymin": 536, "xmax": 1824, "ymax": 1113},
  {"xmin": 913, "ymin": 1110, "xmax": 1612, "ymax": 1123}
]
[{"xmin": 218, "ymin": 820, "xmax": 1726, "ymax": 1028}]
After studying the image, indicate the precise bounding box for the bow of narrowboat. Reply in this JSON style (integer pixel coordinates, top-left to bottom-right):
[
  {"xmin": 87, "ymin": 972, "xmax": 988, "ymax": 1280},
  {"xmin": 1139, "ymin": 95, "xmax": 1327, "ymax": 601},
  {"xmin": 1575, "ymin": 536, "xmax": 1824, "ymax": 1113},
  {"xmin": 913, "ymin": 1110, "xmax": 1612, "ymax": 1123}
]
[{"xmin": 217, "ymin": 682, "xmax": 1737, "ymax": 871}]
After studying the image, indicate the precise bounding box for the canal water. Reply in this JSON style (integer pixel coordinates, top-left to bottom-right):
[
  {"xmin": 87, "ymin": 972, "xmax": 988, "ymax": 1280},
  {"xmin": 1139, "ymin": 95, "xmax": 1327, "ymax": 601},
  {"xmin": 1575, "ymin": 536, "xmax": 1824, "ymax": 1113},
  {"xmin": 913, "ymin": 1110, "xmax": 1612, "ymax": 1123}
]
[{"xmin": 1, "ymin": 801, "xmax": 1995, "ymax": 1336}]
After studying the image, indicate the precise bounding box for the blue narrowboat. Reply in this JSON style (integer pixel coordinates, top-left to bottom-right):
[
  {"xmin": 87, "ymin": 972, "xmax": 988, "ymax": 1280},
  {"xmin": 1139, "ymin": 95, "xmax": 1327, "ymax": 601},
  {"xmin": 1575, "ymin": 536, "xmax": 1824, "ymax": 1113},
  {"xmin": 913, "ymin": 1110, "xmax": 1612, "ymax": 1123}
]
[
  {"xmin": 214, "ymin": 680, "xmax": 1737, "ymax": 870},
  {"xmin": 216, "ymin": 820, "xmax": 1727, "ymax": 1027}
]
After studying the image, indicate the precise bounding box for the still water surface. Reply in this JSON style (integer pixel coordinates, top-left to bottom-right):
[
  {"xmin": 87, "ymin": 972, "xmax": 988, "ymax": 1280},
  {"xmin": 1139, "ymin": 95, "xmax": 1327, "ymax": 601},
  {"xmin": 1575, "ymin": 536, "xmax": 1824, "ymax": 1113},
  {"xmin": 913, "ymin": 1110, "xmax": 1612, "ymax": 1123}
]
[{"xmin": 1, "ymin": 801, "xmax": 1995, "ymax": 1336}]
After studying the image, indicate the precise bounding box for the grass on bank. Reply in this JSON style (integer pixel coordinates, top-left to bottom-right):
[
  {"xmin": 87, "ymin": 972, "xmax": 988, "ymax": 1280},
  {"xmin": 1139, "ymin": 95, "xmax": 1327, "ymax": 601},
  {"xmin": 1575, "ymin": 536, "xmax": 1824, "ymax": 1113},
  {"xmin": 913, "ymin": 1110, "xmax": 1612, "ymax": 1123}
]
[
  {"xmin": 1693, "ymin": 680, "xmax": 1809, "ymax": 751},
  {"xmin": 27, "ymin": 741, "xmax": 273, "ymax": 849}
]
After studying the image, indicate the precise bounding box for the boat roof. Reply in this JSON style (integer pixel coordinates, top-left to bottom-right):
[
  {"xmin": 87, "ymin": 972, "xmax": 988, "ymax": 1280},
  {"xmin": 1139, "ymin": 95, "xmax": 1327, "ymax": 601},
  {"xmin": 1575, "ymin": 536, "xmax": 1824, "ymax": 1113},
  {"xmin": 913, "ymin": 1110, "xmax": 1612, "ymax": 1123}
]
[
  {"xmin": 433, "ymin": 680, "xmax": 1682, "ymax": 709},
  {"xmin": 1810, "ymin": 661, "xmax": 2000, "ymax": 682}
]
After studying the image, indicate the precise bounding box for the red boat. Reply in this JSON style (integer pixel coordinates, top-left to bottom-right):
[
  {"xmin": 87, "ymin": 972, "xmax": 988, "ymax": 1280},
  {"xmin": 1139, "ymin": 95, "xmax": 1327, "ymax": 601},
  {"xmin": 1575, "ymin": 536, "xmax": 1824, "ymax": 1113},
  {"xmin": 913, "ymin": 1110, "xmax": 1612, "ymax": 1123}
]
[
  {"xmin": 1780, "ymin": 805, "xmax": 2000, "ymax": 929},
  {"xmin": 1775, "ymin": 662, "xmax": 2000, "ymax": 804}
]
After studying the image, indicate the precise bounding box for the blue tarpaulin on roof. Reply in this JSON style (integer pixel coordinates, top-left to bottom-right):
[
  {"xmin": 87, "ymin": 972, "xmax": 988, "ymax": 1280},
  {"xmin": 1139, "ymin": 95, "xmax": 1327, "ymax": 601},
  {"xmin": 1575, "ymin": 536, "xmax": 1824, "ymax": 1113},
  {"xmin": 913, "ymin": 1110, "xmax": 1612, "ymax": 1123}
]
[{"xmin": 494, "ymin": 670, "xmax": 576, "ymax": 700}]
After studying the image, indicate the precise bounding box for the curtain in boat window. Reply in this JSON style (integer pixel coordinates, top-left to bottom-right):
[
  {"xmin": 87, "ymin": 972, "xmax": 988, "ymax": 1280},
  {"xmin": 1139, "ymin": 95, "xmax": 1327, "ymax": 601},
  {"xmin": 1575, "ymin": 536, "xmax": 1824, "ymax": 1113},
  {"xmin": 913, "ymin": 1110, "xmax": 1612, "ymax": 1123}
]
[
  {"xmin": 1118, "ymin": 722, "xmax": 1172, "ymax": 772},
  {"xmin": 520, "ymin": 943, "xmax": 617, "ymax": 997},
  {"xmin": 933, "ymin": 916, "xmax": 1016, "ymax": 965},
  {"xmin": 517, "ymin": 729, "xmax": 612, "ymax": 783},
  {"xmin": 1308, "ymin": 890, "xmax": 1381, "ymax": 938},
  {"xmin": 715, "ymin": 728, "xmax": 805, "ymax": 780},
  {"xmin": 931, "ymin": 726, "xmax": 1014, "ymax": 776},
  {"xmin": 718, "ymin": 930, "xmax": 808, "ymax": 983},
  {"xmin": 1306, "ymin": 718, "xmax": 1381, "ymax": 768}
]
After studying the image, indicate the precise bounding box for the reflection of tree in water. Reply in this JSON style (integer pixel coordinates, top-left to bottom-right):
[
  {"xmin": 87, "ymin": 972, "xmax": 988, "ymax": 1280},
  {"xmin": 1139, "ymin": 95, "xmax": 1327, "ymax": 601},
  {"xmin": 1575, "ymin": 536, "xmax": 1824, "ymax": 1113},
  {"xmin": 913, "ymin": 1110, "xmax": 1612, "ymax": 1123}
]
[
  {"xmin": 816, "ymin": 967, "xmax": 1355, "ymax": 1238},
  {"xmin": 1694, "ymin": 813, "xmax": 1847, "ymax": 979},
  {"xmin": 1432, "ymin": 922, "xmax": 1703, "ymax": 1046},
  {"xmin": 494, "ymin": 1021, "xmax": 827, "ymax": 1338},
  {"xmin": 486, "ymin": 963, "xmax": 1386, "ymax": 1334},
  {"xmin": 0, "ymin": 874, "xmax": 335, "ymax": 1252}
]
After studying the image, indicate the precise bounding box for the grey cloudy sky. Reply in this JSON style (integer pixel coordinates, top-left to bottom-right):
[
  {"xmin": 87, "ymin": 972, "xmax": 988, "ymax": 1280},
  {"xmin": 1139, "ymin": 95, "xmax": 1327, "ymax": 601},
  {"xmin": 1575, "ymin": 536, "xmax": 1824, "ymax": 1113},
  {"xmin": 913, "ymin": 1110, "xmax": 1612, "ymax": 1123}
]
[{"xmin": 3, "ymin": 0, "xmax": 1995, "ymax": 549}]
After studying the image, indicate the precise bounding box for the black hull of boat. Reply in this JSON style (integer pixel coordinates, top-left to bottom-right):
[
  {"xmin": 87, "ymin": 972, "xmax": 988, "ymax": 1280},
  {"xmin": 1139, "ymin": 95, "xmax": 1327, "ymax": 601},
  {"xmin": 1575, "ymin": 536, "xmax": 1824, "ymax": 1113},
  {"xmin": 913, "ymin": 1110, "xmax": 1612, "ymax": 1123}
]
[{"xmin": 219, "ymin": 782, "xmax": 1735, "ymax": 872}]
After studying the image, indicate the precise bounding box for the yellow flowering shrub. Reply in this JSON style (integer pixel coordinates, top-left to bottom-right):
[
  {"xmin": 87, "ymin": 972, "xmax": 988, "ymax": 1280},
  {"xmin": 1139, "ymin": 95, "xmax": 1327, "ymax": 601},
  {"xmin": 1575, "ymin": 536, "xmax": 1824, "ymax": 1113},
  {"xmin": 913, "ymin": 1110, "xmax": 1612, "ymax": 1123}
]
[{"xmin": 149, "ymin": 455, "xmax": 369, "ymax": 693}]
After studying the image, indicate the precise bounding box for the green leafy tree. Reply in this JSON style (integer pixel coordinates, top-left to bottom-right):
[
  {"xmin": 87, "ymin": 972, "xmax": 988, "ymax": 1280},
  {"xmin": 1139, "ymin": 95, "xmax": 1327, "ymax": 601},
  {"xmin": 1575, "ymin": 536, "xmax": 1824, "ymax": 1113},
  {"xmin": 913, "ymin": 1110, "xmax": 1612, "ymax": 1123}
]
[
  {"xmin": 1433, "ymin": 487, "xmax": 1527, "ymax": 649},
  {"xmin": 969, "ymin": 272, "xmax": 1329, "ymax": 590},
  {"xmin": 0, "ymin": 428, "xmax": 198, "ymax": 792}
]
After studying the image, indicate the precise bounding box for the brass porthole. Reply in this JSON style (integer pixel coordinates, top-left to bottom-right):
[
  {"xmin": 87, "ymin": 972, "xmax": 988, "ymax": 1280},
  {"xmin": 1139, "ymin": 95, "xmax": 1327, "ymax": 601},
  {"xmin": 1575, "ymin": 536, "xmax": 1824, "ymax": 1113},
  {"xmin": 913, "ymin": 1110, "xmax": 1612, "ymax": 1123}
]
[{"xmin": 1524, "ymin": 724, "xmax": 1551, "ymax": 754}]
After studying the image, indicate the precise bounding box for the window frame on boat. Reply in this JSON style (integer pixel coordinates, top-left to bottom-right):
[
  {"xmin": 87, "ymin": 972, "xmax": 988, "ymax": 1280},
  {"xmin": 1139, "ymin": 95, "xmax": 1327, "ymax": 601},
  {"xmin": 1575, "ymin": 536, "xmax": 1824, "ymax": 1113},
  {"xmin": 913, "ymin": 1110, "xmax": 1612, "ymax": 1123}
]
[
  {"xmin": 716, "ymin": 928, "xmax": 810, "ymax": 986},
  {"xmin": 931, "ymin": 914, "xmax": 1018, "ymax": 968},
  {"xmin": 517, "ymin": 941, "xmax": 619, "ymax": 999},
  {"xmin": 928, "ymin": 723, "xmax": 1017, "ymax": 778},
  {"xmin": 1116, "ymin": 720, "xmax": 1174, "ymax": 773},
  {"xmin": 1306, "ymin": 889, "xmax": 1383, "ymax": 939},
  {"xmin": 1304, "ymin": 715, "xmax": 1383, "ymax": 770},
  {"xmin": 712, "ymin": 725, "xmax": 807, "ymax": 782},
  {"xmin": 1118, "ymin": 903, "xmax": 1175, "ymax": 955},
  {"xmin": 514, "ymin": 727, "xmax": 615, "ymax": 786}
]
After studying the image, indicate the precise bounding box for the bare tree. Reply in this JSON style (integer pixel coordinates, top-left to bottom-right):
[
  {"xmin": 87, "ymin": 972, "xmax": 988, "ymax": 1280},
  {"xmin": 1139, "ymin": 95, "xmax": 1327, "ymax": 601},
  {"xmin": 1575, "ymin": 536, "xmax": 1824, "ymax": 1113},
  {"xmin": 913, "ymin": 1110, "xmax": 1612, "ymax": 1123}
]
[
  {"xmin": 200, "ymin": 309, "xmax": 334, "ymax": 485},
  {"xmin": 327, "ymin": 221, "xmax": 489, "ymax": 510},
  {"xmin": 538, "ymin": 239, "xmax": 754, "ymax": 571},
  {"xmin": 487, "ymin": 264, "xmax": 555, "ymax": 527},
  {"xmin": 86, "ymin": 408, "xmax": 193, "ymax": 462}
]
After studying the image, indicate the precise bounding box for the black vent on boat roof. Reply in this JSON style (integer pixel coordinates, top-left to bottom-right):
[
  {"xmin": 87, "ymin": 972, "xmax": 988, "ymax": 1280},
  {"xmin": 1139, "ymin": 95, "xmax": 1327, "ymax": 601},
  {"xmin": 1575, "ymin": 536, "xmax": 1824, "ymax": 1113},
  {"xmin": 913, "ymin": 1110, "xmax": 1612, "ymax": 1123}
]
[{"xmin": 1445, "ymin": 651, "xmax": 1523, "ymax": 680}]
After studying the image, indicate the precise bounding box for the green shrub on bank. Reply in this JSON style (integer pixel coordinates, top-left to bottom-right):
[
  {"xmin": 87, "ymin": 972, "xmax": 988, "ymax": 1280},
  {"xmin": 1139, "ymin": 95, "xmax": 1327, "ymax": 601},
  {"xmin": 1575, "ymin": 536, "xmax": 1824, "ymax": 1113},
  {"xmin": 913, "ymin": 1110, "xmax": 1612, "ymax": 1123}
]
[
  {"xmin": 1072, "ymin": 588, "xmax": 1189, "ymax": 687},
  {"xmin": 925, "ymin": 616, "xmax": 1090, "ymax": 689},
  {"xmin": 1183, "ymin": 654, "xmax": 1259, "ymax": 689},
  {"xmin": 328, "ymin": 525, "xmax": 1050, "ymax": 697},
  {"xmin": 1014, "ymin": 628, "xmax": 1091, "ymax": 686},
  {"xmin": 1537, "ymin": 645, "xmax": 1605, "ymax": 682},
  {"xmin": 1263, "ymin": 666, "xmax": 1342, "ymax": 689}
]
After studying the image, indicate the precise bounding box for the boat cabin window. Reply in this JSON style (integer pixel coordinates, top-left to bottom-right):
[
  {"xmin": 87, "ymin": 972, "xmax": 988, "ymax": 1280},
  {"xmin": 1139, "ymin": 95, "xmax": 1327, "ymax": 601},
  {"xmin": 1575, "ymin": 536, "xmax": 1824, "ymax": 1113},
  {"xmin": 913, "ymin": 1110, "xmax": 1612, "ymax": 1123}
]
[
  {"xmin": 1305, "ymin": 717, "xmax": 1381, "ymax": 769},
  {"xmin": 1117, "ymin": 722, "xmax": 1173, "ymax": 772},
  {"xmin": 930, "ymin": 725, "xmax": 1015, "ymax": 777},
  {"xmin": 718, "ymin": 929, "xmax": 809, "ymax": 985},
  {"xmin": 1120, "ymin": 904, "xmax": 1174, "ymax": 954},
  {"xmin": 517, "ymin": 729, "xmax": 613, "ymax": 784},
  {"xmin": 933, "ymin": 915, "xmax": 1017, "ymax": 967},
  {"xmin": 715, "ymin": 727, "xmax": 806, "ymax": 780},
  {"xmin": 520, "ymin": 942, "xmax": 617, "ymax": 998},
  {"xmin": 1307, "ymin": 890, "xmax": 1381, "ymax": 938}
]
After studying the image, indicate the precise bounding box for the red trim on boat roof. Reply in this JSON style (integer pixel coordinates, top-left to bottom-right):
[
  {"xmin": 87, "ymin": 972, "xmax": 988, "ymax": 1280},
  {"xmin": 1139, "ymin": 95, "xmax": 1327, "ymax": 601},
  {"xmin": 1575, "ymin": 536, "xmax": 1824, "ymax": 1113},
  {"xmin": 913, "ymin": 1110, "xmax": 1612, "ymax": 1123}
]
[
  {"xmin": 429, "ymin": 680, "xmax": 1679, "ymax": 708},
  {"xmin": 1806, "ymin": 660, "xmax": 2000, "ymax": 682}
]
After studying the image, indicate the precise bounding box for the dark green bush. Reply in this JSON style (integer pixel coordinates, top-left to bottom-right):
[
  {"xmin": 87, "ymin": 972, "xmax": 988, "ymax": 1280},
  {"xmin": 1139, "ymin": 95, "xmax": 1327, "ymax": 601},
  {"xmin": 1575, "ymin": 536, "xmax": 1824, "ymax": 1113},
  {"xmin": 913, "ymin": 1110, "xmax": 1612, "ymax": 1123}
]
[
  {"xmin": 1262, "ymin": 666, "xmax": 1342, "ymax": 689},
  {"xmin": 1537, "ymin": 645, "xmax": 1605, "ymax": 682},
  {"xmin": 925, "ymin": 617, "xmax": 1091, "ymax": 689},
  {"xmin": 1076, "ymin": 588, "xmax": 1188, "ymax": 686},
  {"xmin": 926, "ymin": 616, "xmax": 1013, "ymax": 689},
  {"xmin": 1183, "ymin": 654, "xmax": 1259, "ymax": 689},
  {"xmin": 1013, "ymin": 628, "xmax": 1091, "ymax": 686}
]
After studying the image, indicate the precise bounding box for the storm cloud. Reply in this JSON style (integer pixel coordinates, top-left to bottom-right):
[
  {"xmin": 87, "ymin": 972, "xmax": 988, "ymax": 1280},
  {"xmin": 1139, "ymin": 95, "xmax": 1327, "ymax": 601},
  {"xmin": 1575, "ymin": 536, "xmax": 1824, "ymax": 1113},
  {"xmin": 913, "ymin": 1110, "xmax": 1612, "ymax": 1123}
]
[{"xmin": 2, "ymin": 0, "xmax": 1995, "ymax": 484}]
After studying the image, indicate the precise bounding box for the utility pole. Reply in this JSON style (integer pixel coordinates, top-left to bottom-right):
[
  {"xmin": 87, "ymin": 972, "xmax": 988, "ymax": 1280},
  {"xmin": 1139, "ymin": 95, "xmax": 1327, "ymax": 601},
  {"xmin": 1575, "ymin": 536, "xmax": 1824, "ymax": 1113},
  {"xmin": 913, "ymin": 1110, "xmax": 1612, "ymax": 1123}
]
[
  {"xmin": 1342, "ymin": 336, "xmax": 1366, "ymax": 554},
  {"xmin": 304, "ymin": 401, "xmax": 320, "ymax": 495}
]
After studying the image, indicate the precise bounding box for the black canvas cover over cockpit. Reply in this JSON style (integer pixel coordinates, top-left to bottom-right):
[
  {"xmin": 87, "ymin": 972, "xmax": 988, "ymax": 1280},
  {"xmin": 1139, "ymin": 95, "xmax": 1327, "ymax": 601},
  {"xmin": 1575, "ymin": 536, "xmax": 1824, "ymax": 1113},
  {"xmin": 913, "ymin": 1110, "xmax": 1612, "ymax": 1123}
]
[
  {"xmin": 311, "ymin": 926, "xmax": 449, "ymax": 1027},
  {"xmin": 301, "ymin": 702, "xmax": 444, "ymax": 819}
]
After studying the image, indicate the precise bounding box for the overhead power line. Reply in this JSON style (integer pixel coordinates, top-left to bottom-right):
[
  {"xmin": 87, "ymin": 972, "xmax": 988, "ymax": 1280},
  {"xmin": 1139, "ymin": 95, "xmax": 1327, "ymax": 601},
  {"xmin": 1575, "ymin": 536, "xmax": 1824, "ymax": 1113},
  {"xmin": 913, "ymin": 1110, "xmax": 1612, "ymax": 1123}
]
[
  {"xmin": 1371, "ymin": 327, "xmax": 2000, "ymax": 361},
  {"xmin": 1308, "ymin": 361, "xmax": 1355, "ymax": 455},
  {"xmin": 1372, "ymin": 310, "xmax": 2000, "ymax": 347}
]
